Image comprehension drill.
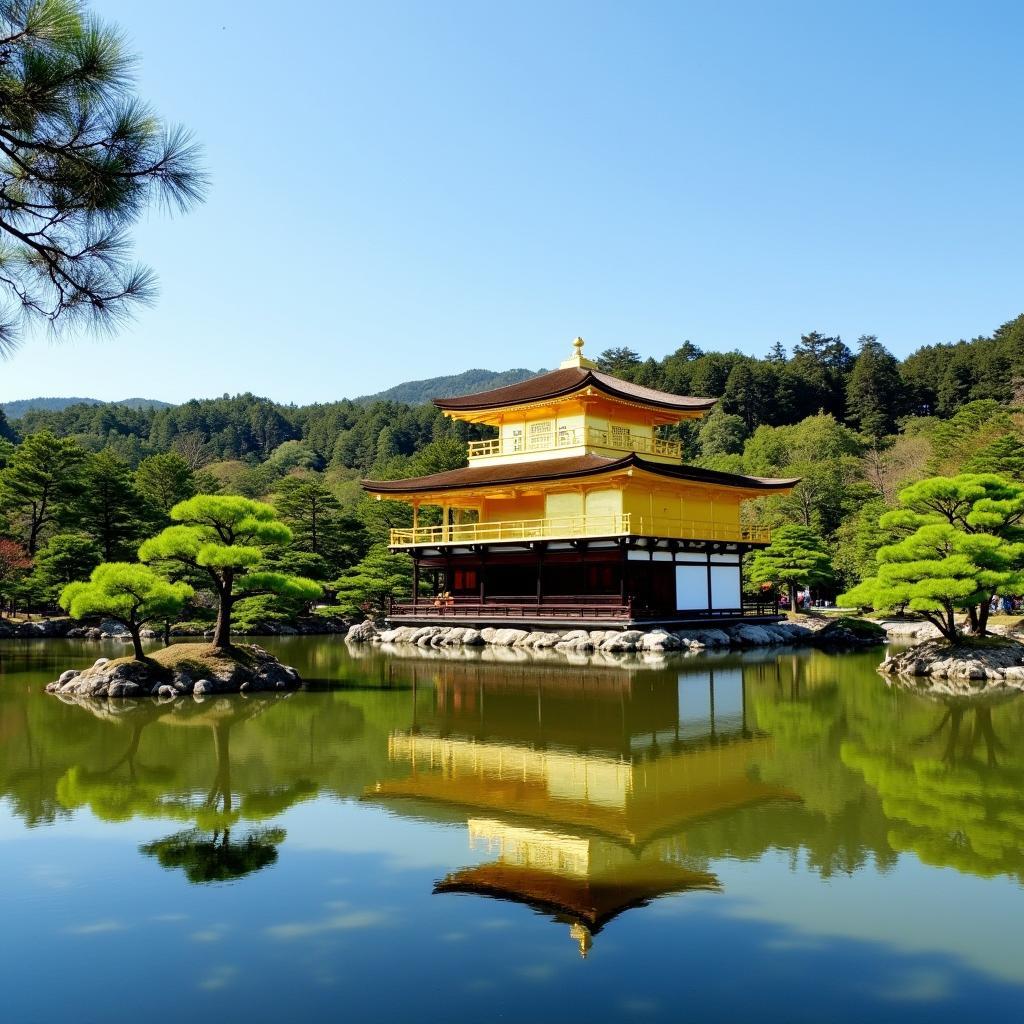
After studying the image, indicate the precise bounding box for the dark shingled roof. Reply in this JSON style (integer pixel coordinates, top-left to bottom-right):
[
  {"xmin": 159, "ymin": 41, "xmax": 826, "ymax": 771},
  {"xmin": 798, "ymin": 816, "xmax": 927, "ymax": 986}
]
[
  {"xmin": 432, "ymin": 365, "xmax": 717, "ymax": 414},
  {"xmin": 362, "ymin": 452, "xmax": 799, "ymax": 495},
  {"xmin": 433, "ymin": 862, "xmax": 720, "ymax": 933}
]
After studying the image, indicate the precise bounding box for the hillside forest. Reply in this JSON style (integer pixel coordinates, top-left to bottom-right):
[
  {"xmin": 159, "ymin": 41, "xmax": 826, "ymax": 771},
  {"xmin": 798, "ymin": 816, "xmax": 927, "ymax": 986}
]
[{"xmin": 2, "ymin": 314, "xmax": 1023, "ymax": 620}]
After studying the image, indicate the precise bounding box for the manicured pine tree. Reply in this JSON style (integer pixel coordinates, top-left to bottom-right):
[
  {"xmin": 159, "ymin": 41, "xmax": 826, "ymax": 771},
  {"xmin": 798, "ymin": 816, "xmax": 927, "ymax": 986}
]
[
  {"xmin": 841, "ymin": 473, "xmax": 1024, "ymax": 638},
  {"xmin": 60, "ymin": 564, "xmax": 193, "ymax": 660},
  {"xmin": 138, "ymin": 495, "xmax": 321, "ymax": 649}
]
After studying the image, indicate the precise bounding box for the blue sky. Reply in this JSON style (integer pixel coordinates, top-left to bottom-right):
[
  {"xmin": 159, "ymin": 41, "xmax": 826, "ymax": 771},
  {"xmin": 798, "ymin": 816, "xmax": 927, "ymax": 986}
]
[{"xmin": 3, "ymin": 0, "xmax": 1023, "ymax": 404}]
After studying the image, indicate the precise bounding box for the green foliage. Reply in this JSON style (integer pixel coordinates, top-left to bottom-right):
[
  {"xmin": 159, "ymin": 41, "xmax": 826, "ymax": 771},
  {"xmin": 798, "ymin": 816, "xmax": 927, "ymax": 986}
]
[
  {"xmin": 845, "ymin": 336, "xmax": 905, "ymax": 438},
  {"xmin": 272, "ymin": 476, "xmax": 369, "ymax": 575},
  {"xmin": 962, "ymin": 434, "xmax": 1024, "ymax": 480},
  {"xmin": 134, "ymin": 452, "xmax": 197, "ymax": 516},
  {"xmin": 26, "ymin": 533, "xmax": 100, "ymax": 605},
  {"xmin": 78, "ymin": 450, "xmax": 145, "ymax": 560},
  {"xmin": 749, "ymin": 525, "xmax": 834, "ymax": 607},
  {"xmin": 139, "ymin": 495, "xmax": 320, "ymax": 647},
  {"xmin": 60, "ymin": 562, "xmax": 192, "ymax": 657},
  {"xmin": 331, "ymin": 545, "xmax": 414, "ymax": 618},
  {"xmin": 0, "ymin": 0, "xmax": 205, "ymax": 353},
  {"xmin": 841, "ymin": 474, "xmax": 1024, "ymax": 640},
  {"xmin": 0, "ymin": 431, "xmax": 85, "ymax": 552},
  {"xmin": 696, "ymin": 408, "xmax": 748, "ymax": 459}
]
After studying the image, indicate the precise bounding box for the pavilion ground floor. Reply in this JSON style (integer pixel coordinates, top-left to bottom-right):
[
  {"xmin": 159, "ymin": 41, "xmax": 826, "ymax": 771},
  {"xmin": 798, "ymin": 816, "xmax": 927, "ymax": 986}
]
[{"xmin": 386, "ymin": 536, "xmax": 780, "ymax": 629}]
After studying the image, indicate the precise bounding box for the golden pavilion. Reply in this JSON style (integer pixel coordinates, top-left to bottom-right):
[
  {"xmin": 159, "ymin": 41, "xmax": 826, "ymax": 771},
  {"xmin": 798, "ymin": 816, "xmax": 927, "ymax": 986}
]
[
  {"xmin": 364, "ymin": 655, "xmax": 797, "ymax": 953},
  {"xmin": 362, "ymin": 338, "xmax": 797, "ymax": 627}
]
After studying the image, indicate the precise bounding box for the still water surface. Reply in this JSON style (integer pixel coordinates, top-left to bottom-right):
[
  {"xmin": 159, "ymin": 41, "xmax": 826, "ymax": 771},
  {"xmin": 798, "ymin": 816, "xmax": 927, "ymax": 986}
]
[{"xmin": 2, "ymin": 638, "xmax": 1023, "ymax": 1022}]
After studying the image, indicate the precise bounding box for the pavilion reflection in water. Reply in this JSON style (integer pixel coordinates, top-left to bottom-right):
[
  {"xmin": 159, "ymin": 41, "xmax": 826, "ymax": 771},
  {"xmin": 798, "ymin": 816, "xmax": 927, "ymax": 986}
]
[{"xmin": 366, "ymin": 655, "xmax": 799, "ymax": 954}]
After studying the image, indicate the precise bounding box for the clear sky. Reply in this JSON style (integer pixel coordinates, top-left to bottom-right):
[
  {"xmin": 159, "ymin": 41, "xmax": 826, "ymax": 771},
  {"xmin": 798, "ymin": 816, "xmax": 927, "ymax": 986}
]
[{"xmin": 3, "ymin": 0, "xmax": 1023, "ymax": 404}]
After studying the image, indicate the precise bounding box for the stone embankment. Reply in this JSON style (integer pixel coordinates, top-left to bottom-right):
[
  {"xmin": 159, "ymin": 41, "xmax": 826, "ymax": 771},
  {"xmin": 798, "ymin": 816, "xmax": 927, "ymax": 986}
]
[
  {"xmin": 45, "ymin": 643, "xmax": 302, "ymax": 699},
  {"xmin": 880, "ymin": 637, "xmax": 1024, "ymax": 692},
  {"xmin": 345, "ymin": 616, "xmax": 883, "ymax": 653},
  {"xmin": 1, "ymin": 616, "xmax": 346, "ymax": 642}
]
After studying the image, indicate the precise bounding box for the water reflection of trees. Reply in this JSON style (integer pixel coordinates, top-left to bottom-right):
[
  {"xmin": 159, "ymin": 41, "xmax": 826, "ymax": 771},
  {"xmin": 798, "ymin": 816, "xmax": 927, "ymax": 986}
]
[
  {"xmin": 842, "ymin": 687, "xmax": 1024, "ymax": 881},
  {"xmin": 3, "ymin": 642, "xmax": 1024, "ymax": 891}
]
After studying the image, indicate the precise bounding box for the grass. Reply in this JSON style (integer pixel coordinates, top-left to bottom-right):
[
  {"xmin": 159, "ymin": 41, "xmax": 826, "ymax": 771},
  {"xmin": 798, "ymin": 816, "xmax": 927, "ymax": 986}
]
[{"xmin": 99, "ymin": 642, "xmax": 259, "ymax": 677}]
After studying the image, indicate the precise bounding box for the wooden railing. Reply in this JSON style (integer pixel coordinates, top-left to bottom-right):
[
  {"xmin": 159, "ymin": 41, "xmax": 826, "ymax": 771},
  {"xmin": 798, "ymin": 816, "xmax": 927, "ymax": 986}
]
[
  {"xmin": 391, "ymin": 513, "xmax": 633, "ymax": 546},
  {"xmin": 386, "ymin": 596, "xmax": 780, "ymax": 620},
  {"xmin": 389, "ymin": 515, "xmax": 770, "ymax": 547},
  {"xmin": 467, "ymin": 428, "xmax": 682, "ymax": 461}
]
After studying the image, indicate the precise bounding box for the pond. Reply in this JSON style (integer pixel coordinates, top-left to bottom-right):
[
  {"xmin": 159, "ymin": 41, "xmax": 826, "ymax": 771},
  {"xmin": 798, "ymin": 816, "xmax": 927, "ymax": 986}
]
[{"xmin": 1, "ymin": 637, "xmax": 1023, "ymax": 1022}]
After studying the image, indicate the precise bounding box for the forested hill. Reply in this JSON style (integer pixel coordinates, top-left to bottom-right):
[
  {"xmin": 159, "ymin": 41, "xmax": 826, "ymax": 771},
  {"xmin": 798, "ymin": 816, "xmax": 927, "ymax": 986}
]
[
  {"xmin": 3, "ymin": 396, "xmax": 172, "ymax": 418},
  {"xmin": 354, "ymin": 366, "xmax": 542, "ymax": 405},
  {"xmin": 3, "ymin": 313, "xmax": 1024, "ymax": 599}
]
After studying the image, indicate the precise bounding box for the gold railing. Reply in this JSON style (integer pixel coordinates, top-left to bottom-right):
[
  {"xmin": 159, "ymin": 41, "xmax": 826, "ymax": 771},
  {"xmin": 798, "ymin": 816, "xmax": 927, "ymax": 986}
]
[
  {"xmin": 389, "ymin": 515, "xmax": 770, "ymax": 546},
  {"xmin": 466, "ymin": 428, "xmax": 682, "ymax": 461}
]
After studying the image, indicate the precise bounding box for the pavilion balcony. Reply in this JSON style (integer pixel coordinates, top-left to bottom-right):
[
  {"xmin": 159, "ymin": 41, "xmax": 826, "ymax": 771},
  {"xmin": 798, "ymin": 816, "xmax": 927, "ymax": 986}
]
[
  {"xmin": 389, "ymin": 514, "xmax": 771, "ymax": 548},
  {"xmin": 467, "ymin": 428, "xmax": 682, "ymax": 462}
]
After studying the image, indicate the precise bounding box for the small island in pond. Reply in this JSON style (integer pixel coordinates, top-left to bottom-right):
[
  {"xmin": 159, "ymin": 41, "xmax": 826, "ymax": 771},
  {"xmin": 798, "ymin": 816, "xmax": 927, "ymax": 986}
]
[{"xmin": 47, "ymin": 641, "xmax": 301, "ymax": 698}]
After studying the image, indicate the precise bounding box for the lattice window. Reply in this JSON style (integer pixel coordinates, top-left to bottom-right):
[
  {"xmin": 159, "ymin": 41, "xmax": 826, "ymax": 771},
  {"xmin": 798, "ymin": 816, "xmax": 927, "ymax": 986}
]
[
  {"xmin": 610, "ymin": 425, "xmax": 631, "ymax": 449},
  {"xmin": 529, "ymin": 420, "xmax": 553, "ymax": 448}
]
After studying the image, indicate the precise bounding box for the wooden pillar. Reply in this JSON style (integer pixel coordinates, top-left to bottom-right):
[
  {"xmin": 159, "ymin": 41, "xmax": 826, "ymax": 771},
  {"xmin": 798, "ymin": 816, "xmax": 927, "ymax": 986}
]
[
  {"xmin": 619, "ymin": 542, "xmax": 627, "ymax": 603},
  {"xmin": 412, "ymin": 557, "xmax": 420, "ymax": 607}
]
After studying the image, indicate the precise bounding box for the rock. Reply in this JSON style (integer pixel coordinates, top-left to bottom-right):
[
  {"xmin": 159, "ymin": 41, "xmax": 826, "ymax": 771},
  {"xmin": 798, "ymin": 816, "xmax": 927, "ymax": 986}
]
[
  {"xmin": 881, "ymin": 637, "xmax": 1024, "ymax": 688},
  {"xmin": 640, "ymin": 630, "xmax": 681, "ymax": 652},
  {"xmin": 810, "ymin": 618, "xmax": 887, "ymax": 647},
  {"xmin": 345, "ymin": 621, "xmax": 379, "ymax": 643},
  {"xmin": 729, "ymin": 624, "xmax": 775, "ymax": 646},
  {"xmin": 108, "ymin": 681, "xmax": 143, "ymax": 698},
  {"xmin": 479, "ymin": 628, "xmax": 498, "ymax": 644},
  {"xmin": 57, "ymin": 669, "xmax": 79, "ymax": 686},
  {"xmin": 46, "ymin": 642, "xmax": 306, "ymax": 700},
  {"xmin": 601, "ymin": 629, "xmax": 645, "ymax": 653},
  {"xmin": 99, "ymin": 619, "xmax": 129, "ymax": 636},
  {"xmin": 461, "ymin": 628, "xmax": 484, "ymax": 646},
  {"xmin": 491, "ymin": 628, "xmax": 529, "ymax": 647}
]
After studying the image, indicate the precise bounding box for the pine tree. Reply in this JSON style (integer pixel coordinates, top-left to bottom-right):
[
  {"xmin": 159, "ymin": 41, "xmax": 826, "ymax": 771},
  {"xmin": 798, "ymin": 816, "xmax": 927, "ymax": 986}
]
[
  {"xmin": 0, "ymin": 1, "xmax": 205, "ymax": 353},
  {"xmin": 0, "ymin": 431, "xmax": 85, "ymax": 552},
  {"xmin": 60, "ymin": 563, "xmax": 192, "ymax": 659},
  {"xmin": 845, "ymin": 336, "xmax": 904, "ymax": 438},
  {"xmin": 748, "ymin": 526, "xmax": 834, "ymax": 610},
  {"xmin": 138, "ymin": 495, "xmax": 321, "ymax": 649}
]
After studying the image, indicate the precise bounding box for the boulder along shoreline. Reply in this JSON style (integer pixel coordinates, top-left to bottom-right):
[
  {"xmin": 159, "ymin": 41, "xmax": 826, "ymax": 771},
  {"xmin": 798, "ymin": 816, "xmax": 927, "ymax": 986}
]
[{"xmin": 345, "ymin": 616, "xmax": 884, "ymax": 653}]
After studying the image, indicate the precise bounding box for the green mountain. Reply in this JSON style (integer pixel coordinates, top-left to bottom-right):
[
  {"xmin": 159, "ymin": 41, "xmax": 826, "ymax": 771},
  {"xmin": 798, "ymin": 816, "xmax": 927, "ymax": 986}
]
[
  {"xmin": 2, "ymin": 396, "xmax": 173, "ymax": 419},
  {"xmin": 354, "ymin": 367, "xmax": 544, "ymax": 405}
]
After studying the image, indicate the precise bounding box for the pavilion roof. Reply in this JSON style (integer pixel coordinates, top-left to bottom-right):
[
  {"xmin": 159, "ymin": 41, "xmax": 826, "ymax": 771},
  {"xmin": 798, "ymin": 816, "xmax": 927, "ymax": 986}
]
[
  {"xmin": 432, "ymin": 365, "xmax": 717, "ymax": 414},
  {"xmin": 433, "ymin": 862, "xmax": 720, "ymax": 932},
  {"xmin": 362, "ymin": 452, "xmax": 799, "ymax": 496}
]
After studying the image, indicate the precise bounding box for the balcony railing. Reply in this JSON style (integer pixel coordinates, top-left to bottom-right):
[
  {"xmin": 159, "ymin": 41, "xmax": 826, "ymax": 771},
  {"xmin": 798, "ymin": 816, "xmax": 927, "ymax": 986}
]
[
  {"xmin": 467, "ymin": 428, "xmax": 682, "ymax": 461},
  {"xmin": 389, "ymin": 514, "xmax": 771, "ymax": 547}
]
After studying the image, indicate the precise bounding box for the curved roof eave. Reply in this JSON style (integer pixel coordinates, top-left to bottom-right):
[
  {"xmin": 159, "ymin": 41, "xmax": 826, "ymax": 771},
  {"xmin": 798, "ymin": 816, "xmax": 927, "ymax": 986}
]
[
  {"xmin": 432, "ymin": 366, "xmax": 717, "ymax": 414},
  {"xmin": 361, "ymin": 452, "xmax": 800, "ymax": 496}
]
